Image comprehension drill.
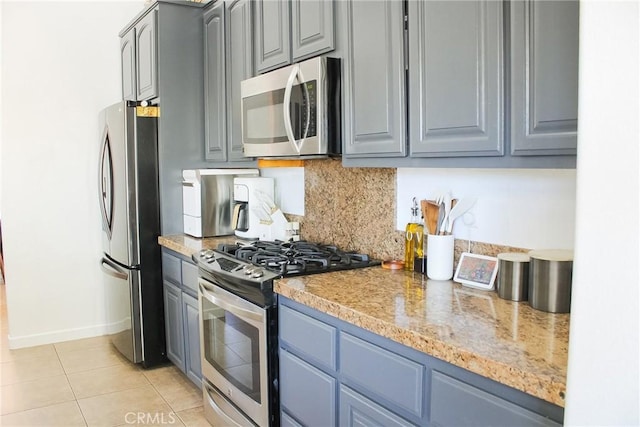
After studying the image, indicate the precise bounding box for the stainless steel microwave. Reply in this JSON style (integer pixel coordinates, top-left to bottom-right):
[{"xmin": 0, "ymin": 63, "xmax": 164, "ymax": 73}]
[{"xmin": 240, "ymin": 56, "xmax": 341, "ymax": 158}]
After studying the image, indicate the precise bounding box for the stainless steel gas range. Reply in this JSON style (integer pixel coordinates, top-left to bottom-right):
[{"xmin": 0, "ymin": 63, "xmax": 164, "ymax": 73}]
[{"xmin": 193, "ymin": 241, "xmax": 379, "ymax": 427}]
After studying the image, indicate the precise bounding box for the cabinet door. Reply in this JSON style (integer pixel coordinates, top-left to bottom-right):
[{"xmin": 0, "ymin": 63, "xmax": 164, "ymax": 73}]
[
  {"xmin": 291, "ymin": 0, "xmax": 335, "ymax": 63},
  {"xmin": 163, "ymin": 281, "xmax": 185, "ymax": 371},
  {"xmin": 226, "ymin": 0, "xmax": 254, "ymax": 161},
  {"xmin": 204, "ymin": 2, "xmax": 228, "ymax": 161},
  {"xmin": 280, "ymin": 349, "xmax": 337, "ymax": 427},
  {"xmin": 254, "ymin": 0, "xmax": 290, "ymax": 73},
  {"xmin": 341, "ymin": 0, "xmax": 406, "ymax": 157},
  {"xmin": 136, "ymin": 10, "xmax": 158, "ymax": 101},
  {"xmin": 430, "ymin": 371, "xmax": 561, "ymax": 427},
  {"xmin": 510, "ymin": 0, "xmax": 578, "ymax": 156},
  {"xmin": 182, "ymin": 292, "xmax": 202, "ymax": 388},
  {"xmin": 339, "ymin": 385, "xmax": 416, "ymax": 427},
  {"xmin": 120, "ymin": 29, "xmax": 136, "ymax": 101},
  {"xmin": 409, "ymin": 0, "xmax": 503, "ymax": 157}
]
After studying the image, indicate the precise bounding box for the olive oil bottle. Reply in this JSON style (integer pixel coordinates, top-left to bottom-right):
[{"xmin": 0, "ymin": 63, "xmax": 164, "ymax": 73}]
[{"xmin": 404, "ymin": 198, "xmax": 424, "ymax": 271}]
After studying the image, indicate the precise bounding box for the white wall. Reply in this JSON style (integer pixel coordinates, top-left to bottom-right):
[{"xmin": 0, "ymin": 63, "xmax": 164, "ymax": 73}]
[
  {"xmin": 2, "ymin": 1, "xmax": 143, "ymax": 347},
  {"xmin": 565, "ymin": 1, "xmax": 639, "ymax": 425},
  {"xmin": 397, "ymin": 168, "xmax": 576, "ymax": 249}
]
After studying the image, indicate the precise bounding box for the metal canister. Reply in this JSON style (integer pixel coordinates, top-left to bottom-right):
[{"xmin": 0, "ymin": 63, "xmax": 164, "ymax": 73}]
[
  {"xmin": 528, "ymin": 249, "xmax": 574, "ymax": 313},
  {"xmin": 497, "ymin": 253, "xmax": 530, "ymax": 301}
]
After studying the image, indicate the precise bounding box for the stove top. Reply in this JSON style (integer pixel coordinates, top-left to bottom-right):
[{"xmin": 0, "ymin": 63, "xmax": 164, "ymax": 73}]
[
  {"xmin": 194, "ymin": 241, "xmax": 379, "ymax": 308},
  {"xmin": 217, "ymin": 240, "xmax": 380, "ymax": 277}
]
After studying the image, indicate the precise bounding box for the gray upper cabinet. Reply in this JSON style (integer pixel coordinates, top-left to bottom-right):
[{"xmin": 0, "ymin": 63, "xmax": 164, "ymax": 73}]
[
  {"xmin": 120, "ymin": 10, "xmax": 158, "ymax": 102},
  {"xmin": 510, "ymin": 0, "xmax": 579, "ymax": 156},
  {"xmin": 204, "ymin": 1, "xmax": 227, "ymax": 161},
  {"xmin": 255, "ymin": 0, "xmax": 335, "ymax": 74},
  {"xmin": 120, "ymin": 30, "xmax": 136, "ymax": 101},
  {"xmin": 341, "ymin": 0, "xmax": 406, "ymax": 157},
  {"xmin": 203, "ymin": 0, "xmax": 256, "ymax": 165},
  {"xmin": 291, "ymin": 0, "xmax": 335, "ymax": 62},
  {"xmin": 254, "ymin": 0, "xmax": 290, "ymax": 73},
  {"xmin": 408, "ymin": 0, "xmax": 504, "ymax": 157},
  {"xmin": 226, "ymin": 0, "xmax": 255, "ymax": 162},
  {"xmin": 120, "ymin": 1, "xmax": 210, "ymax": 234},
  {"xmin": 135, "ymin": 11, "xmax": 158, "ymax": 101}
]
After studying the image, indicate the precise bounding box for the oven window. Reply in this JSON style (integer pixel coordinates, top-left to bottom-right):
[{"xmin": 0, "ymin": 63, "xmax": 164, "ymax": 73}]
[{"xmin": 201, "ymin": 298, "xmax": 262, "ymax": 404}]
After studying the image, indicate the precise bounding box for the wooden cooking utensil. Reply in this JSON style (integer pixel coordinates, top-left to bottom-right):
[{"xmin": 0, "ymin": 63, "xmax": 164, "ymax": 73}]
[{"xmin": 420, "ymin": 199, "xmax": 440, "ymax": 235}]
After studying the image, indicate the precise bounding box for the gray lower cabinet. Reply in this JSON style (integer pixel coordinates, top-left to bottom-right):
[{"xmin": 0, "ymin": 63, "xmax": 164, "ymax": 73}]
[
  {"xmin": 340, "ymin": 0, "xmax": 406, "ymax": 157},
  {"xmin": 254, "ymin": 0, "xmax": 335, "ymax": 74},
  {"xmin": 510, "ymin": 0, "xmax": 579, "ymax": 156},
  {"xmin": 162, "ymin": 249, "xmax": 202, "ymax": 388},
  {"xmin": 203, "ymin": 0, "xmax": 257, "ymax": 165},
  {"xmin": 163, "ymin": 280, "xmax": 184, "ymax": 368},
  {"xmin": 278, "ymin": 296, "xmax": 563, "ymax": 426}
]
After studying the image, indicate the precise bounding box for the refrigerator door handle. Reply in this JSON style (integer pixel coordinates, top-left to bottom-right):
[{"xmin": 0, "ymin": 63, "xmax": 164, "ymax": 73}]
[{"xmin": 101, "ymin": 257, "xmax": 128, "ymax": 280}]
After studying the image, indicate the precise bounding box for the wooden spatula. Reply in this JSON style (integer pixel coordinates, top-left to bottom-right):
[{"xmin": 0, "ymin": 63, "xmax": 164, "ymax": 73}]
[{"xmin": 420, "ymin": 199, "xmax": 440, "ymax": 235}]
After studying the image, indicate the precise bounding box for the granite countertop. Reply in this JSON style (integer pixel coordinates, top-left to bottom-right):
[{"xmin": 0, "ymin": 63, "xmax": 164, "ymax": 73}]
[
  {"xmin": 158, "ymin": 235, "xmax": 569, "ymax": 407},
  {"xmin": 158, "ymin": 234, "xmax": 240, "ymax": 257}
]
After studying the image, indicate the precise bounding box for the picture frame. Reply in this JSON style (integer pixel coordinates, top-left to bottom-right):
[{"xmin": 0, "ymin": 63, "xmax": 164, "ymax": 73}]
[{"xmin": 453, "ymin": 252, "xmax": 499, "ymax": 291}]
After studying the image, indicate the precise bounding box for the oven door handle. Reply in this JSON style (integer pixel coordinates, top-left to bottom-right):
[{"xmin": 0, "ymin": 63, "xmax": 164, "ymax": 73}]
[{"xmin": 199, "ymin": 283, "xmax": 263, "ymax": 323}]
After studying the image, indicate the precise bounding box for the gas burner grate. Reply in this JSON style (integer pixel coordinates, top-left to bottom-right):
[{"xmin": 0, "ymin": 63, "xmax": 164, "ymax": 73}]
[{"xmin": 217, "ymin": 240, "xmax": 377, "ymax": 276}]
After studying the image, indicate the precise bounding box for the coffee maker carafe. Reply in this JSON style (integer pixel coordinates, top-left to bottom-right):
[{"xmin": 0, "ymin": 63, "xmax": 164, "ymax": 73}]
[{"xmin": 232, "ymin": 177, "xmax": 275, "ymax": 239}]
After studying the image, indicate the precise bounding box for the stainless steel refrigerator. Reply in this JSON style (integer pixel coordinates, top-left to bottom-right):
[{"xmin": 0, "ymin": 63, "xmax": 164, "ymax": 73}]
[{"xmin": 98, "ymin": 101, "xmax": 166, "ymax": 368}]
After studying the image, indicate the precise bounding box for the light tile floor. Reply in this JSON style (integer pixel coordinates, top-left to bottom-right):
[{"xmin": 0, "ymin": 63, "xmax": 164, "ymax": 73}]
[{"xmin": 0, "ymin": 283, "xmax": 210, "ymax": 426}]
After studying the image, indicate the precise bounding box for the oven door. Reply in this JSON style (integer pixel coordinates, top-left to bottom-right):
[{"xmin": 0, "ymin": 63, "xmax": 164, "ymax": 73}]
[{"xmin": 198, "ymin": 278, "xmax": 269, "ymax": 427}]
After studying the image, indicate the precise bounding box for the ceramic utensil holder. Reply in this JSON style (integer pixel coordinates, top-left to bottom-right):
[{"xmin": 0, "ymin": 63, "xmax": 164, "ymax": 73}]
[{"xmin": 426, "ymin": 234, "xmax": 454, "ymax": 280}]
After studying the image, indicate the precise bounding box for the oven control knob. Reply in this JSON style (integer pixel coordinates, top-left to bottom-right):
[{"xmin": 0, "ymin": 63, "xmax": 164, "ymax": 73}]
[
  {"xmin": 252, "ymin": 269, "xmax": 264, "ymax": 278},
  {"xmin": 243, "ymin": 266, "xmax": 254, "ymax": 275},
  {"xmin": 201, "ymin": 249, "xmax": 215, "ymax": 259}
]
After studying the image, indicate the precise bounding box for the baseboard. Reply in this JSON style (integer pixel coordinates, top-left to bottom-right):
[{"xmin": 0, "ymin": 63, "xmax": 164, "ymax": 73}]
[{"xmin": 7, "ymin": 323, "xmax": 111, "ymax": 349}]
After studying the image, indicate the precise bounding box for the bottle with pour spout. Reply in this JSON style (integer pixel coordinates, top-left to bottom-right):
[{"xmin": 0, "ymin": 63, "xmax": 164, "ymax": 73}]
[{"xmin": 404, "ymin": 198, "xmax": 424, "ymax": 271}]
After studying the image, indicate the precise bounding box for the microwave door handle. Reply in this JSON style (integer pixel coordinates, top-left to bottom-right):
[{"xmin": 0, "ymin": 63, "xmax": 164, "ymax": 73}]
[
  {"xmin": 283, "ymin": 64, "xmax": 303, "ymax": 154},
  {"xmin": 299, "ymin": 68, "xmax": 311, "ymax": 141}
]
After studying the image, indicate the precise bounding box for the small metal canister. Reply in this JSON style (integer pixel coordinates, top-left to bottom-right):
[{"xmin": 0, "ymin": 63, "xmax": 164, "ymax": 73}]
[
  {"xmin": 497, "ymin": 253, "xmax": 530, "ymax": 301},
  {"xmin": 528, "ymin": 249, "xmax": 574, "ymax": 313}
]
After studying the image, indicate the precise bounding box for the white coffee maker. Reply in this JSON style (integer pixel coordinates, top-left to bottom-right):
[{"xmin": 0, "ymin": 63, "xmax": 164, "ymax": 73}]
[{"xmin": 232, "ymin": 177, "xmax": 275, "ymax": 240}]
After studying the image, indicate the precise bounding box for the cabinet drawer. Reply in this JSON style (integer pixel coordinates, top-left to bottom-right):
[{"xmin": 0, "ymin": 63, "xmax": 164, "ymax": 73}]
[
  {"xmin": 430, "ymin": 371, "xmax": 560, "ymax": 427},
  {"xmin": 340, "ymin": 333, "xmax": 424, "ymax": 418},
  {"xmin": 340, "ymin": 385, "xmax": 416, "ymax": 427},
  {"xmin": 280, "ymin": 304, "xmax": 337, "ymax": 371},
  {"xmin": 181, "ymin": 260, "xmax": 199, "ymax": 295},
  {"xmin": 162, "ymin": 252, "xmax": 181, "ymax": 285},
  {"xmin": 280, "ymin": 350, "xmax": 336, "ymax": 427}
]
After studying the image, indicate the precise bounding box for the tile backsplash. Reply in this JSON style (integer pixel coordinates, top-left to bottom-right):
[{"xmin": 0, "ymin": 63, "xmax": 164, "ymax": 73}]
[{"xmin": 288, "ymin": 159, "xmax": 528, "ymax": 262}]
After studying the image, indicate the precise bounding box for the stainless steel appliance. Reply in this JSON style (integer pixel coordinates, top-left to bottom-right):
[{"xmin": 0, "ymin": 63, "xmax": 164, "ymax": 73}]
[
  {"xmin": 98, "ymin": 101, "xmax": 166, "ymax": 367},
  {"xmin": 241, "ymin": 56, "xmax": 341, "ymax": 158},
  {"xmin": 182, "ymin": 169, "xmax": 259, "ymax": 238},
  {"xmin": 194, "ymin": 241, "xmax": 380, "ymax": 427}
]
